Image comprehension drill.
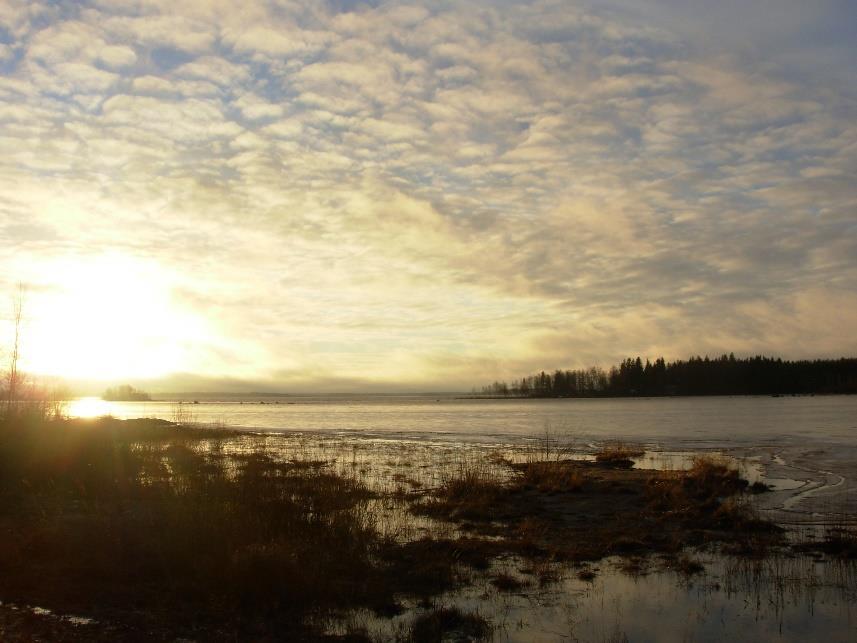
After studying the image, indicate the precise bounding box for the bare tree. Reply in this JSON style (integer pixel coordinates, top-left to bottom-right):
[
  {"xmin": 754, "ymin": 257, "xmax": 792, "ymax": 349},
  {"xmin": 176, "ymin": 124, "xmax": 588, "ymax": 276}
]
[{"xmin": 4, "ymin": 284, "xmax": 23, "ymax": 417}]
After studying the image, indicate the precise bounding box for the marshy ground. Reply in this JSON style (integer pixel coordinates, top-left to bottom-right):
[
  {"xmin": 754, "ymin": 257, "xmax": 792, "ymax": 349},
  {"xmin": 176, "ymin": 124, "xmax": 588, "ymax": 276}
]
[{"xmin": 0, "ymin": 414, "xmax": 854, "ymax": 641}]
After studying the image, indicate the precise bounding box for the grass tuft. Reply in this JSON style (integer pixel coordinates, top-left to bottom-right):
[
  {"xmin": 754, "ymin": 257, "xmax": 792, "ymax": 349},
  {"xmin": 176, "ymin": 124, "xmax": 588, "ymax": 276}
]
[
  {"xmin": 490, "ymin": 572, "xmax": 527, "ymax": 592},
  {"xmin": 517, "ymin": 461, "xmax": 585, "ymax": 492},
  {"xmin": 409, "ymin": 607, "xmax": 492, "ymax": 643},
  {"xmin": 595, "ymin": 442, "xmax": 644, "ymax": 467}
]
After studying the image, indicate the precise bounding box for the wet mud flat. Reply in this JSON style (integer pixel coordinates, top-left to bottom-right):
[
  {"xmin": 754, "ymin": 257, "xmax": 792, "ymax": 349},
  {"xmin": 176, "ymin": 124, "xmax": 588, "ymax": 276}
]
[{"xmin": 0, "ymin": 417, "xmax": 855, "ymax": 641}]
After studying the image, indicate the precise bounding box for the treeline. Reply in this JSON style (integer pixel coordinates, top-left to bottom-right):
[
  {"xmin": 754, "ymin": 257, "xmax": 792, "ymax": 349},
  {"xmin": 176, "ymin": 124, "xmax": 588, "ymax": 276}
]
[
  {"xmin": 480, "ymin": 355, "xmax": 857, "ymax": 397},
  {"xmin": 103, "ymin": 385, "xmax": 151, "ymax": 401}
]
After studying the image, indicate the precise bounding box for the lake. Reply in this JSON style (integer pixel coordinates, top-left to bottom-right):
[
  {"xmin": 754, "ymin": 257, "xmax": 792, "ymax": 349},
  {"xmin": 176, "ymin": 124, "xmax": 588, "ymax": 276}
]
[{"xmin": 67, "ymin": 394, "xmax": 857, "ymax": 446}]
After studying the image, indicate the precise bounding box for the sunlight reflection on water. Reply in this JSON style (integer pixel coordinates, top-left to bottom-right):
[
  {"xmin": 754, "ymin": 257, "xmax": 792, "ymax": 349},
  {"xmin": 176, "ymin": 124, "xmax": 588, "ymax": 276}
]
[{"xmin": 65, "ymin": 397, "xmax": 114, "ymax": 418}]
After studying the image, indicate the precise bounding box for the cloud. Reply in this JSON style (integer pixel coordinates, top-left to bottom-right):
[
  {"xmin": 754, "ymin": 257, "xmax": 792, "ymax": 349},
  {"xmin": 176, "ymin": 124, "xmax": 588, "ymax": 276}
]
[
  {"xmin": 0, "ymin": 0, "xmax": 855, "ymax": 390},
  {"xmin": 102, "ymin": 13, "xmax": 216, "ymax": 53},
  {"xmin": 223, "ymin": 25, "xmax": 336, "ymax": 59},
  {"xmin": 98, "ymin": 44, "xmax": 137, "ymax": 69}
]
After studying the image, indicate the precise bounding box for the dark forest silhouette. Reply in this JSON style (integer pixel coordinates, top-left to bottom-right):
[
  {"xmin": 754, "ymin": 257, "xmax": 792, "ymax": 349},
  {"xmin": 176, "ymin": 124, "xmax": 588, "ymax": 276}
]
[
  {"xmin": 480, "ymin": 355, "xmax": 857, "ymax": 398},
  {"xmin": 102, "ymin": 384, "xmax": 151, "ymax": 401}
]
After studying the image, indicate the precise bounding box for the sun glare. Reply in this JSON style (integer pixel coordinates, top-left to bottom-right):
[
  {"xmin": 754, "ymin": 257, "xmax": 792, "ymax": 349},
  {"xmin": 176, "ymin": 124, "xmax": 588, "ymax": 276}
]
[
  {"xmin": 66, "ymin": 397, "xmax": 114, "ymax": 418},
  {"xmin": 19, "ymin": 255, "xmax": 209, "ymax": 381}
]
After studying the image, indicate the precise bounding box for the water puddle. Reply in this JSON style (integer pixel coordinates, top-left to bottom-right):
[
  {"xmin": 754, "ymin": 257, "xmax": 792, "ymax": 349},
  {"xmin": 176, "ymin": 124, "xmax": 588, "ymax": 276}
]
[
  {"xmin": 764, "ymin": 477, "xmax": 807, "ymax": 492},
  {"xmin": 346, "ymin": 553, "xmax": 857, "ymax": 642}
]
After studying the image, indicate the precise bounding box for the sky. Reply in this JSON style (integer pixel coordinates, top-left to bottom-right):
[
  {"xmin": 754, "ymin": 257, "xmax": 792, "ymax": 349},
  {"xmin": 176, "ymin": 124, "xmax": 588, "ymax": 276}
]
[{"xmin": 0, "ymin": 0, "xmax": 855, "ymax": 393}]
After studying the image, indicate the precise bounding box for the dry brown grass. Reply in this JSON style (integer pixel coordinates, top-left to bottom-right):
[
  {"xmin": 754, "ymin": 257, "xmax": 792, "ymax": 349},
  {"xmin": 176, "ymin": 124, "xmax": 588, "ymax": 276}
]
[
  {"xmin": 517, "ymin": 461, "xmax": 585, "ymax": 492},
  {"xmin": 439, "ymin": 461, "xmax": 501, "ymax": 501},
  {"xmin": 0, "ymin": 424, "xmax": 384, "ymax": 638},
  {"xmin": 414, "ymin": 456, "xmax": 509, "ymax": 522},
  {"xmin": 0, "ymin": 416, "xmax": 495, "ymax": 640},
  {"xmin": 646, "ymin": 456, "xmax": 752, "ymax": 522},
  {"xmin": 595, "ymin": 442, "xmax": 645, "ymax": 467},
  {"xmin": 414, "ymin": 452, "xmax": 782, "ymax": 565}
]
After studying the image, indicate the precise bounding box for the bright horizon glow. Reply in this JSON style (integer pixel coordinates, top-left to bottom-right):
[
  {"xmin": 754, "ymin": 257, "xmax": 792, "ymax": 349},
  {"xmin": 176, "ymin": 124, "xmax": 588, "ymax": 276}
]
[{"xmin": 19, "ymin": 255, "xmax": 211, "ymax": 381}]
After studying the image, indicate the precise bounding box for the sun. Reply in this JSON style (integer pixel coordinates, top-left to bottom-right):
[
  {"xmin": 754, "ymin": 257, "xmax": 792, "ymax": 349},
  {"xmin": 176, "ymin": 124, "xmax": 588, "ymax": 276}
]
[{"xmin": 19, "ymin": 254, "xmax": 209, "ymax": 381}]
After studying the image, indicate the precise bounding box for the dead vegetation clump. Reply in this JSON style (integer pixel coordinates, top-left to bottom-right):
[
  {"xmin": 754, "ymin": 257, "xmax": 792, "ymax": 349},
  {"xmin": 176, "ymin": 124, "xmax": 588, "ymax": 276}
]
[
  {"xmin": 817, "ymin": 525, "xmax": 857, "ymax": 558},
  {"xmin": 516, "ymin": 461, "xmax": 585, "ymax": 493},
  {"xmin": 377, "ymin": 537, "xmax": 500, "ymax": 598},
  {"xmin": 664, "ymin": 554, "xmax": 706, "ymax": 576},
  {"xmin": 490, "ymin": 572, "xmax": 527, "ymax": 592},
  {"xmin": 410, "ymin": 453, "xmax": 783, "ymax": 566},
  {"xmin": 439, "ymin": 458, "xmax": 504, "ymax": 500},
  {"xmin": 687, "ymin": 456, "xmax": 748, "ymax": 494},
  {"xmin": 408, "ymin": 607, "xmax": 493, "ymax": 643},
  {"xmin": 644, "ymin": 456, "xmax": 776, "ymax": 539},
  {"xmin": 577, "ymin": 567, "xmax": 597, "ymax": 582},
  {"xmin": 794, "ymin": 522, "xmax": 857, "ymax": 559},
  {"xmin": 594, "ymin": 442, "xmax": 645, "ymax": 468},
  {"xmin": 645, "ymin": 456, "xmax": 745, "ymax": 513},
  {"xmin": 414, "ymin": 457, "xmax": 509, "ymax": 522}
]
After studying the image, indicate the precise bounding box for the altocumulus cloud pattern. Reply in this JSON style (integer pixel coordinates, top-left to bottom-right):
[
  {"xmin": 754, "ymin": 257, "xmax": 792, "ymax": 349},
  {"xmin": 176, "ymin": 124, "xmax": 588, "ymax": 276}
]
[{"xmin": 0, "ymin": 0, "xmax": 855, "ymax": 390}]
